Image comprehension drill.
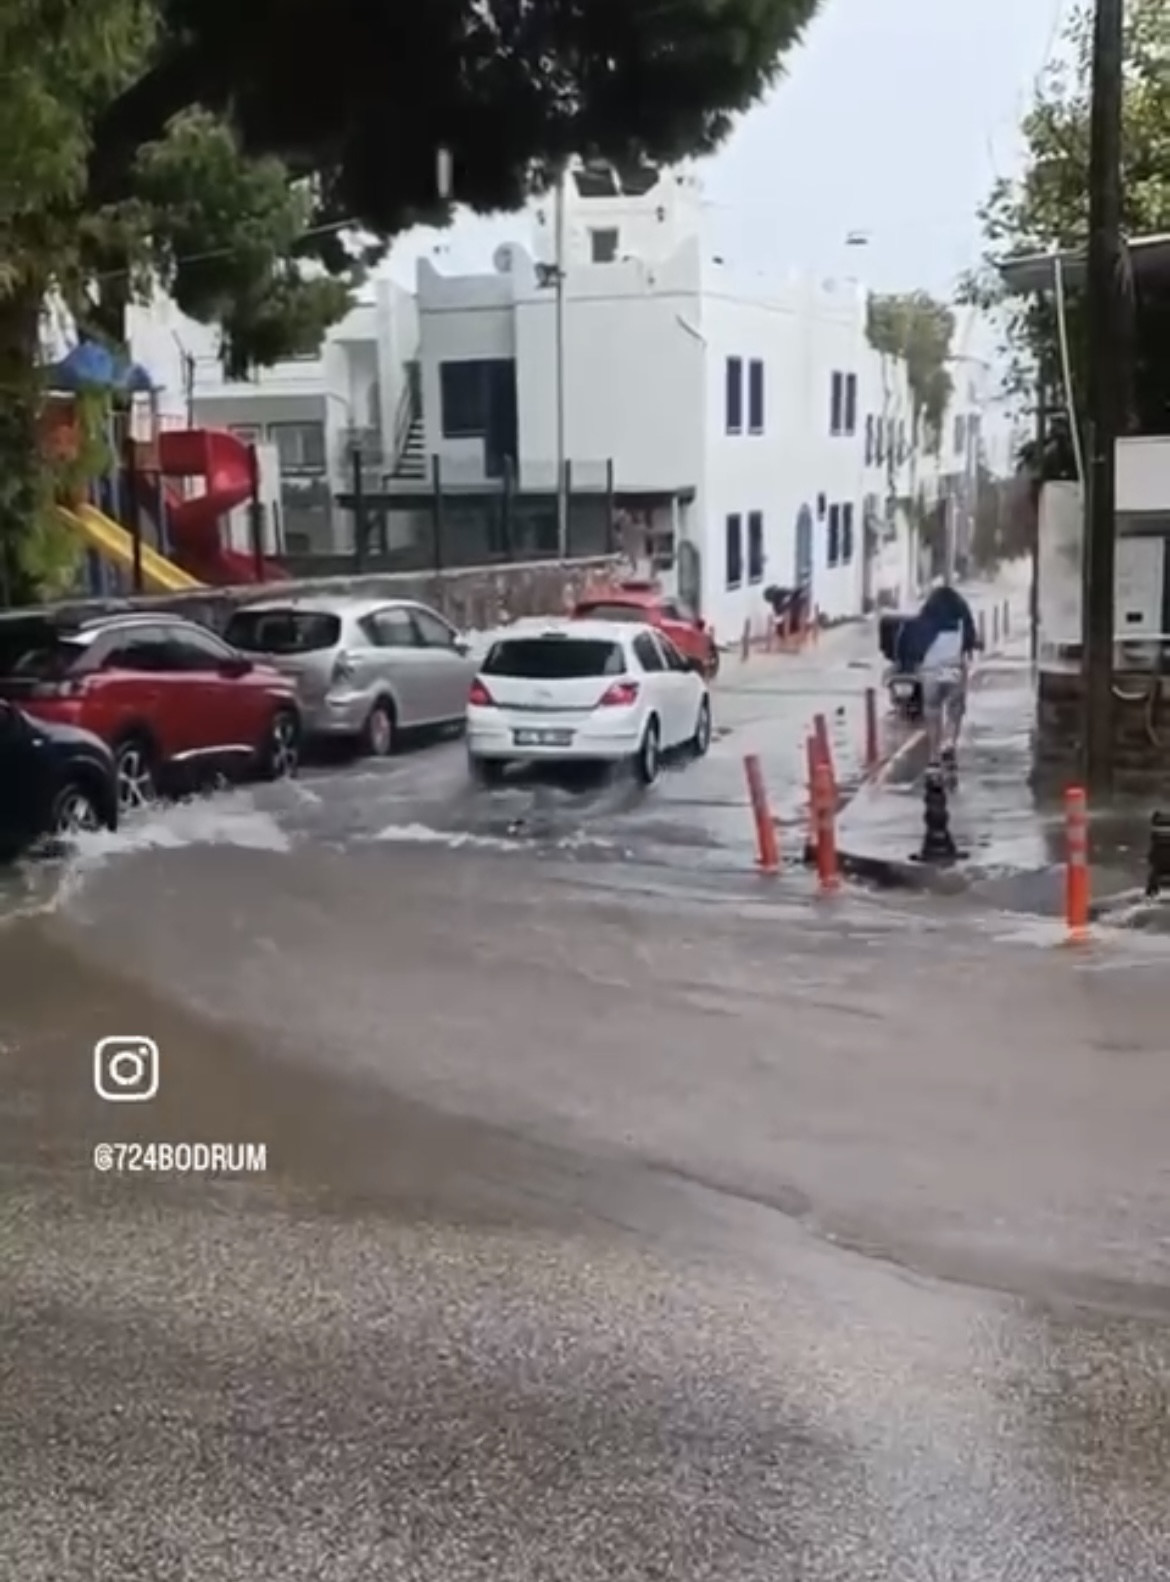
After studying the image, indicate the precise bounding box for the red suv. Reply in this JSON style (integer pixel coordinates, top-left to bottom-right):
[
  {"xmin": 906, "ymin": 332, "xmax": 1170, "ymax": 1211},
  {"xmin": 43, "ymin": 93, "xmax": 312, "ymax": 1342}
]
[
  {"xmin": 0, "ymin": 611, "xmax": 301, "ymax": 811},
  {"xmin": 571, "ymin": 583, "xmax": 720, "ymax": 677}
]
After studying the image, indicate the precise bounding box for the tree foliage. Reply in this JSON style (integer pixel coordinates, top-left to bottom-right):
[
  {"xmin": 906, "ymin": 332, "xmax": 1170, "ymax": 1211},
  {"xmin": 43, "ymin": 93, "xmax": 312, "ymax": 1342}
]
[
  {"xmin": 865, "ymin": 291, "xmax": 954, "ymax": 454},
  {"xmin": 965, "ymin": 0, "xmax": 1170, "ymax": 449},
  {"xmin": 2, "ymin": 0, "xmax": 823, "ymax": 599}
]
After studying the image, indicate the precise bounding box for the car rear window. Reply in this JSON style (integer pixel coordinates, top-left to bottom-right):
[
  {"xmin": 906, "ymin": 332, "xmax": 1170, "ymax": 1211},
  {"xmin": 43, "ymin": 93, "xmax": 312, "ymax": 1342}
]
[
  {"xmin": 8, "ymin": 639, "xmax": 89, "ymax": 679},
  {"xmin": 482, "ymin": 637, "xmax": 623, "ymax": 678},
  {"xmin": 574, "ymin": 601, "xmax": 647, "ymax": 623},
  {"xmin": 224, "ymin": 609, "xmax": 341, "ymax": 653}
]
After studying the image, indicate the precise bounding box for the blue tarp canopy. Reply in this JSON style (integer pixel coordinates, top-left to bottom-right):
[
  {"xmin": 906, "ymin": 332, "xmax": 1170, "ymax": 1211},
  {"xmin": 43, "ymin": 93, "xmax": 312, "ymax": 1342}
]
[{"xmin": 45, "ymin": 341, "xmax": 155, "ymax": 393}]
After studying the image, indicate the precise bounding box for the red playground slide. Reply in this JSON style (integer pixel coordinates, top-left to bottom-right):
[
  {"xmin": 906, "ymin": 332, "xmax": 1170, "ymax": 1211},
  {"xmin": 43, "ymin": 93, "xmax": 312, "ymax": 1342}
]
[{"xmin": 156, "ymin": 429, "xmax": 285, "ymax": 584}]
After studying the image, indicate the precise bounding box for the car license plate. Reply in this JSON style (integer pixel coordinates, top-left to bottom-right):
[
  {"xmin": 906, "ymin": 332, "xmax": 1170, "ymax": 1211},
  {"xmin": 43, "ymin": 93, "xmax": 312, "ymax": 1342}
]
[
  {"xmin": 891, "ymin": 679, "xmax": 914, "ymax": 697},
  {"xmin": 513, "ymin": 729, "xmax": 572, "ymax": 746}
]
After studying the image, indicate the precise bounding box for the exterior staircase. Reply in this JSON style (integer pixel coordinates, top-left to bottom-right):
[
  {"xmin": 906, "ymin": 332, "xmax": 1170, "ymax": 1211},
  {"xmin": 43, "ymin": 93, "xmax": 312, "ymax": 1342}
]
[{"xmin": 393, "ymin": 414, "xmax": 426, "ymax": 480}]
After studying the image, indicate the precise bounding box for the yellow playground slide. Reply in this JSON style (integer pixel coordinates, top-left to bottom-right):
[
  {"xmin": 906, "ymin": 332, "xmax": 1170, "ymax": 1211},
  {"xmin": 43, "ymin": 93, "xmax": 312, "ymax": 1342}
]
[{"xmin": 58, "ymin": 502, "xmax": 202, "ymax": 592}]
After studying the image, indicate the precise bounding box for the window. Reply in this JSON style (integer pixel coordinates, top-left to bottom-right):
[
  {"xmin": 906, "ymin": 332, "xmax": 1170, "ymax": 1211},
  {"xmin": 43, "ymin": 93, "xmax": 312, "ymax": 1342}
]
[
  {"xmin": 827, "ymin": 504, "xmax": 840, "ymax": 567},
  {"xmin": 843, "ymin": 373, "xmax": 857, "ymax": 435},
  {"xmin": 747, "ymin": 511, "xmax": 764, "ymax": 584},
  {"xmin": 897, "ymin": 419, "xmax": 907, "ymax": 463},
  {"xmin": 482, "ymin": 637, "xmax": 623, "ymax": 678},
  {"xmin": 841, "ymin": 502, "xmax": 854, "ymax": 564},
  {"xmin": 267, "ymin": 422, "xmax": 325, "ymax": 472},
  {"xmin": 10, "ymin": 639, "xmax": 89, "ymax": 679},
  {"xmin": 573, "ymin": 601, "xmax": 645, "ymax": 623},
  {"xmin": 725, "ymin": 358, "xmax": 743, "ymax": 433},
  {"xmin": 864, "ymin": 415, "xmax": 874, "ymax": 466},
  {"xmin": 633, "ymin": 633, "xmax": 664, "ymax": 671},
  {"xmin": 410, "ymin": 607, "xmax": 458, "ymax": 648},
  {"xmin": 875, "ymin": 420, "xmax": 885, "ymax": 466},
  {"xmin": 656, "ymin": 635, "xmax": 690, "ymax": 671},
  {"xmin": 725, "ymin": 513, "xmax": 743, "ymax": 588},
  {"xmin": 368, "ymin": 609, "xmax": 417, "ymax": 647},
  {"xmin": 658, "ymin": 597, "xmax": 698, "ymax": 624},
  {"xmin": 830, "ymin": 372, "xmax": 843, "ymax": 434},
  {"xmin": 438, "ymin": 358, "xmax": 514, "ymax": 438},
  {"xmin": 954, "ymin": 414, "xmax": 966, "ymax": 454},
  {"xmin": 748, "ymin": 360, "xmax": 764, "ymax": 433},
  {"xmin": 590, "ymin": 228, "xmax": 619, "ymax": 262},
  {"xmin": 166, "ymin": 628, "xmax": 235, "ymax": 670},
  {"xmin": 225, "ymin": 608, "xmax": 341, "ymax": 654},
  {"xmin": 100, "ymin": 628, "xmax": 180, "ymax": 671},
  {"xmin": 816, "ymin": 493, "xmax": 826, "ymax": 519}
]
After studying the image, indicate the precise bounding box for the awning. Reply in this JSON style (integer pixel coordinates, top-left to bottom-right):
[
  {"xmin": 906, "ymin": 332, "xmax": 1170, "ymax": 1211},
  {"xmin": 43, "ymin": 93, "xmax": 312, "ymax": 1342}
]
[{"xmin": 997, "ymin": 232, "xmax": 1170, "ymax": 294}]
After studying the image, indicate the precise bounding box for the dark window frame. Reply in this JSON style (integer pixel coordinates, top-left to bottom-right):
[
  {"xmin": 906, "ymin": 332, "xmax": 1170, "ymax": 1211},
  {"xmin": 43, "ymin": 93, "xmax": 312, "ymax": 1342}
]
[
  {"xmin": 827, "ymin": 504, "xmax": 841, "ymax": 567},
  {"xmin": 725, "ymin": 512, "xmax": 743, "ymax": 589},
  {"xmin": 747, "ymin": 511, "xmax": 764, "ymax": 584},
  {"xmin": 843, "ymin": 372, "xmax": 857, "ymax": 435},
  {"xmin": 830, "ymin": 372, "xmax": 843, "ymax": 435},
  {"xmin": 725, "ymin": 357, "xmax": 743, "ymax": 434},
  {"xmin": 747, "ymin": 360, "xmax": 764, "ymax": 433}
]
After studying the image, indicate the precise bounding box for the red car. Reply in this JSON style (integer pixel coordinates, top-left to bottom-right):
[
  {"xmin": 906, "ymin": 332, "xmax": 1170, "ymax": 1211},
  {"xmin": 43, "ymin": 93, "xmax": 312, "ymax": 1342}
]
[
  {"xmin": 0, "ymin": 610, "xmax": 301, "ymax": 812},
  {"xmin": 570, "ymin": 583, "xmax": 719, "ymax": 677}
]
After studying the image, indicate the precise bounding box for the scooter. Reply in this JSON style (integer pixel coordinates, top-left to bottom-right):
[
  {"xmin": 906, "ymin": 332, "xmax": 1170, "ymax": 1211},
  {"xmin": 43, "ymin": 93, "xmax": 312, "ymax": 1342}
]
[{"xmin": 878, "ymin": 613, "xmax": 923, "ymax": 720}]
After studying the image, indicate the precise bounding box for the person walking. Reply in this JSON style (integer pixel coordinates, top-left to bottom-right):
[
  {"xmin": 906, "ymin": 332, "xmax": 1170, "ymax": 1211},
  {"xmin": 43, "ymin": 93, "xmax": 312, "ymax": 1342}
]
[{"xmin": 910, "ymin": 580, "xmax": 978, "ymax": 768}]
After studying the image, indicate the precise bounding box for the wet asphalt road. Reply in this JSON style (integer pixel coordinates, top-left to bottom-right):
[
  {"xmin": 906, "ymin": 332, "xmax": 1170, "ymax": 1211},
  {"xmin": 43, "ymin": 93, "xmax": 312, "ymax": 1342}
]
[{"xmin": 5, "ymin": 599, "xmax": 1170, "ymax": 1578}]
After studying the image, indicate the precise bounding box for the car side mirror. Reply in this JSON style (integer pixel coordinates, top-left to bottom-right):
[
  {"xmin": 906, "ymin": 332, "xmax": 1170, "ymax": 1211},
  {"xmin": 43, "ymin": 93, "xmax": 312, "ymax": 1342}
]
[
  {"xmin": 219, "ymin": 655, "xmax": 252, "ymax": 677},
  {"xmin": 452, "ymin": 637, "xmax": 470, "ymax": 655}
]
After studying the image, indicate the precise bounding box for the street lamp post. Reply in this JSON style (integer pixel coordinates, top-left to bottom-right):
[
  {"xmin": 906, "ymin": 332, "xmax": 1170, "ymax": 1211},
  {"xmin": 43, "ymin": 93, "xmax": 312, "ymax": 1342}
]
[{"xmin": 554, "ymin": 166, "xmax": 568, "ymax": 560}]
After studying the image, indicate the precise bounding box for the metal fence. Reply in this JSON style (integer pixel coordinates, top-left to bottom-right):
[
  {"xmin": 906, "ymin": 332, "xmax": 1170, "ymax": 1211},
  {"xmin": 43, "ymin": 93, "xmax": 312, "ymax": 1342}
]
[{"xmin": 284, "ymin": 453, "xmax": 618, "ymax": 580}]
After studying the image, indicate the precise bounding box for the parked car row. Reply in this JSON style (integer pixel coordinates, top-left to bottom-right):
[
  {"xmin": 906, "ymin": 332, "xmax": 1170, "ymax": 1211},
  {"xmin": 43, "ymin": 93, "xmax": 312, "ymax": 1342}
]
[{"xmin": 0, "ymin": 581, "xmax": 714, "ymax": 856}]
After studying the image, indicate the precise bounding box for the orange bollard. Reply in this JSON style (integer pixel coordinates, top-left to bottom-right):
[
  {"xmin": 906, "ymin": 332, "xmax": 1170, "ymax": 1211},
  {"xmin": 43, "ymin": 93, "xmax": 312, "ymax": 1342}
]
[
  {"xmin": 743, "ymin": 754, "xmax": 779, "ymax": 873},
  {"xmin": 813, "ymin": 761, "xmax": 839, "ymax": 891},
  {"xmin": 1065, "ymin": 786, "xmax": 1089, "ymax": 941},
  {"xmin": 864, "ymin": 686, "xmax": 879, "ymax": 772},
  {"xmin": 812, "ymin": 712, "xmax": 835, "ymax": 792}
]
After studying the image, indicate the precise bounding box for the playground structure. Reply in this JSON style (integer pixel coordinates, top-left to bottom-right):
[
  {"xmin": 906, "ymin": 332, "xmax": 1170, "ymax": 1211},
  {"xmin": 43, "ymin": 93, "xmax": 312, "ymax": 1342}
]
[{"xmin": 42, "ymin": 343, "xmax": 286, "ymax": 594}]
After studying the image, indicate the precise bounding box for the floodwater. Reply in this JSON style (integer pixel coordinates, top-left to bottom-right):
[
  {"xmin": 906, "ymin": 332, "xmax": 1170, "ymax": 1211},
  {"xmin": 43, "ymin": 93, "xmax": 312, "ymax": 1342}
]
[{"xmin": 4, "ymin": 611, "xmax": 1170, "ymax": 1578}]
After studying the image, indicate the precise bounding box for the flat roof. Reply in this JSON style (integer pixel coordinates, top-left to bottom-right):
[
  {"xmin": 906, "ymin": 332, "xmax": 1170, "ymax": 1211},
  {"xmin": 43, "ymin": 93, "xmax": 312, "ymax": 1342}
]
[{"xmin": 998, "ymin": 232, "xmax": 1170, "ymax": 294}]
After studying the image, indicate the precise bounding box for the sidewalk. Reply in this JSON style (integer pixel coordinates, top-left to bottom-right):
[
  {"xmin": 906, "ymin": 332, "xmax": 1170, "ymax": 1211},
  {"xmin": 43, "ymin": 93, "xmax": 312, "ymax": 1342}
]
[{"xmin": 835, "ymin": 638, "xmax": 1152, "ymax": 913}]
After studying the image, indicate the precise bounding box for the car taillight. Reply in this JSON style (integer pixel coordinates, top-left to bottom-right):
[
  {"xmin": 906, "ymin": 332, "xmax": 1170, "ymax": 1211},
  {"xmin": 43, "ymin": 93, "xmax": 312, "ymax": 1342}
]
[
  {"xmin": 330, "ymin": 651, "xmax": 356, "ymax": 685},
  {"xmin": 598, "ymin": 680, "xmax": 639, "ymax": 707},
  {"xmin": 468, "ymin": 678, "xmax": 494, "ymax": 706}
]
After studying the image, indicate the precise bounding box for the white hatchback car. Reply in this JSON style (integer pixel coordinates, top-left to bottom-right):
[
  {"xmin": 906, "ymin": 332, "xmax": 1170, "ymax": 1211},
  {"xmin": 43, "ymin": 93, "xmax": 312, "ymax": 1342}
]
[{"xmin": 465, "ymin": 619, "xmax": 712, "ymax": 786}]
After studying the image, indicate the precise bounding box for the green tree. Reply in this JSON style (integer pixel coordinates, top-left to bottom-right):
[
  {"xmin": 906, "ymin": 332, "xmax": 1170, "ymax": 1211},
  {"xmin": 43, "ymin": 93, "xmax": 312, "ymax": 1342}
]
[
  {"xmin": 866, "ymin": 292, "xmax": 954, "ymax": 455},
  {"xmin": 966, "ymin": 0, "xmax": 1170, "ymax": 442},
  {"xmin": 5, "ymin": 0, "xmax": 823, "ymax": 600}
]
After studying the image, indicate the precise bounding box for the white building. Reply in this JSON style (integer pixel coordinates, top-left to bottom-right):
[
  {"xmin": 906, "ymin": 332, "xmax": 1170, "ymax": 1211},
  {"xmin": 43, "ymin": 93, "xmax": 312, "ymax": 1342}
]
[{"xmin": 127, "ymin": 165, "xmax": 992, "ymax": 635}]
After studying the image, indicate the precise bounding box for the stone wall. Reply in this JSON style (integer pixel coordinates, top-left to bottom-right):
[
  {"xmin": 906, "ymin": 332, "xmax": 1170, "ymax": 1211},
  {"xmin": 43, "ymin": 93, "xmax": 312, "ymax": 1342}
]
[
  {"xmin": 33, "ymin": 555, "xmax": 624, "ymax": 637},
  {"xmin": 1035, "ymin": 668, "xmax": 1170, "ymax": 794}
]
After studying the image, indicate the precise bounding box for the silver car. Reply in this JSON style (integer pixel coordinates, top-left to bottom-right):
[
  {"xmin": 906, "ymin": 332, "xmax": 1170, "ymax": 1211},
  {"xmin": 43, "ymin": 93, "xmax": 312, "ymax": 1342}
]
[{"xmin": 223, "ymin": 596, "xmax": 478, "ymax": 755}]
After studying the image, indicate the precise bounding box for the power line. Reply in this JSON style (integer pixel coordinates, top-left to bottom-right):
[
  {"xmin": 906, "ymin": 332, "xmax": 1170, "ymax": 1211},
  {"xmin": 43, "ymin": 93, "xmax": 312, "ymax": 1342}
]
[{"xmin": 92, "ymin": 216, "xmax": 363, "ymax": 282}]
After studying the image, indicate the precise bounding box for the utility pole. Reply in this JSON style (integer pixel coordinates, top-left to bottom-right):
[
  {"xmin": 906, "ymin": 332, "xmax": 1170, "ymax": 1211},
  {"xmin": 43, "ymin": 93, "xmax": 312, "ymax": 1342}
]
[
  {"xmin": 1082, "ymin": 0, "xmax": 1125, "ymax": 791},
  {"xmin": 554, "ymin": 165, "xmax": 568, "ymax": 560}
]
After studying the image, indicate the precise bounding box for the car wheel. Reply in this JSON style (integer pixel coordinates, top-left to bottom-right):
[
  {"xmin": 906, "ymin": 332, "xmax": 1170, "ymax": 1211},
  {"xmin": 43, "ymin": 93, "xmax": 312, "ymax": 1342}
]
[
  {"xmin": 113, "ymin": 737, "xmax": 156, "ymax": 814},
  {"xmin": 362, "ymin": 699, "xmax": 395, "ymax": 757},
  {"xmin": 691, "ymin": 696, "xmax": 712, "ymax": 757},
  {"xmin": 634, "ymin": 718, "xmax": 661, "ymax": 786},
  {"xmin": 469, "ymin": 755, "xmax": 506, "ymax": 787},
  {"xmin": 50, "ymin": 781, "xmax": 104, "ymax": 835},
  {"xmin": 262, "ymin": 708, "xmax": 300, "ymax": 780}
]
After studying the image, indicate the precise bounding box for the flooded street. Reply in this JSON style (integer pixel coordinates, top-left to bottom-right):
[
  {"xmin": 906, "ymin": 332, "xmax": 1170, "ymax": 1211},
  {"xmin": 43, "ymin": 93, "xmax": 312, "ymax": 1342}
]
[{"xmin": 4, "ymin": 615, "xmax": 1170, "ymax": 1577}]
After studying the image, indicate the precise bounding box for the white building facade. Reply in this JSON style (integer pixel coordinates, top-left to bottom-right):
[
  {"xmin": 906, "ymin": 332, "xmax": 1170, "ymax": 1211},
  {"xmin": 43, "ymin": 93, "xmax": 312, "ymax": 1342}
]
[{"xmin": 127, "ymin": 165, "xmax": 994, "ymax": 636}]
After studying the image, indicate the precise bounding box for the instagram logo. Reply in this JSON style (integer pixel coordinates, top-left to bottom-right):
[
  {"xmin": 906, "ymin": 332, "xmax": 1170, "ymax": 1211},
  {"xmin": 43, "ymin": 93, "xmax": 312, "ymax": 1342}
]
[{"xmin": 94, "ymin": 1037, "xmax": 160, "ymax": 1102}]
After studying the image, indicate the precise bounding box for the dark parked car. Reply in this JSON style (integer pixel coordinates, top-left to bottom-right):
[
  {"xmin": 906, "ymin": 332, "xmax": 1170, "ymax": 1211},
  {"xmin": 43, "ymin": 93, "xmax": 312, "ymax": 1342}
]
[{"xmin": 0, "ymin": 700, "xmax": 118, "ymax": 858}]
